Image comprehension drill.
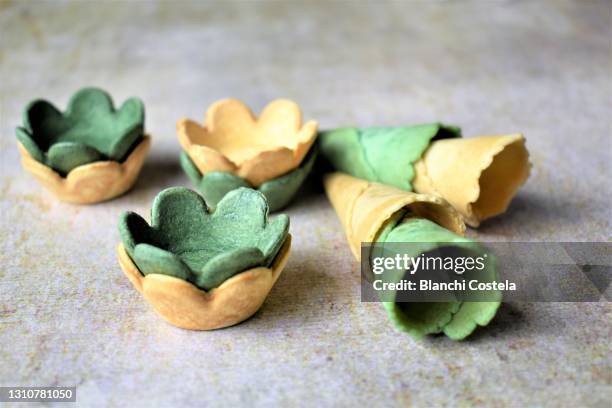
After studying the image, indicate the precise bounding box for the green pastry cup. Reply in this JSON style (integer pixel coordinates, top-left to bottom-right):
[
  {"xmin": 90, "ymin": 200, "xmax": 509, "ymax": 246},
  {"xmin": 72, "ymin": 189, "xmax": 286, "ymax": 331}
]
[
  {"xmin": 180, "ymin": 145, "xmax": 318, "ymax": 212},
  {"xmin": 16, "ymin": 87, "xmax": 145, "ymax": 175},
  {"xmin": 117, "ymin": 186, "xmax": 292, "ymax": 330},
  {"xmin": 119, "ymin": 187, "xmax": 289, "ymax": 291}
]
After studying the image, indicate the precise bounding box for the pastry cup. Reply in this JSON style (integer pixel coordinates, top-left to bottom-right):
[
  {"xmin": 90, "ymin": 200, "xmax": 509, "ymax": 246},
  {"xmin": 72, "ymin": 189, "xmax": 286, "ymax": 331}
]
[
  {"xmin": 16, "ymin": 87, "xmax": 145, "ymax": 175},
  {"xmin": 117, "ymin": 187, "xmax": 291, "ymax": 329},
  {"xmin": 117, "ymin": 235, "xmax": 291, "ymax": 330},
  {"xmin": 17, "ymin": 135, "xmax": 150, "ymax": 204},
  {"xmin": 180, "ymin": 144, "xmax": 317, "ymax": 212},
  {"xmin": 413, "ymin": 134, "xmax": 530, "ymax": 226},
  {"xmin": 324, "ymin": 172, "xmax": 465, "ymax": 260},
  {"xmin": 177, "ymin": 98, "xmax": 318, "ymax": 186}
]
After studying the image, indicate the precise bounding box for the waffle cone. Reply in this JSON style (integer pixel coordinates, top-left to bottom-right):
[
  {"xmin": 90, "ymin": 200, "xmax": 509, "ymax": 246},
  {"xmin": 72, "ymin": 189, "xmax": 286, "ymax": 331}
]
[{"xmin": 413, "ymin": 134, "xmax": 530, "ymax": 227}]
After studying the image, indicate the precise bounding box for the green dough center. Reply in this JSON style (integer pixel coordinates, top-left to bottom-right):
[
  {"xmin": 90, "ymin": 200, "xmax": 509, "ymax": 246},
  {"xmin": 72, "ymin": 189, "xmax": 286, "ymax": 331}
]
[
  {"xmin": 120, "ymin": 187, "xmax": 289, "ymax": 290},
  {"xmin": 27, "ymin": 88, "xmax": 143, "ymax": 156},
  {"xmin": 18, "ymin": 88, "xmax": 145, "ymax": 174}
]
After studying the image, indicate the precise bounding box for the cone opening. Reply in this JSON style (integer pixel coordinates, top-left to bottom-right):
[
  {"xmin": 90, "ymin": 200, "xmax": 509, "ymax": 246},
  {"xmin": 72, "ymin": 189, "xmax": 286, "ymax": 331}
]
[
  {"xmin": 431, "ymin": 126, "xmax": 459, "ymax": 142},
  {"xmin": 394, "ymin": 246, "xmax": 470, "ymax": 335},
  {"xmin": 471, "ymin": 138, "xmax": 530, "ymax": 221},
  {"xmin": 396, "ymin": 301, "xmax": 457, "ymax": 333}
]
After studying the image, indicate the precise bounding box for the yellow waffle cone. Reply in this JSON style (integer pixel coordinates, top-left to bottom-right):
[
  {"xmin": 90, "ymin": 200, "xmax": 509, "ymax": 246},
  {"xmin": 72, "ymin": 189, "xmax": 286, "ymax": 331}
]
[
  {"xmin": 412, "ymin": 134, "xmax": 530, "ymax": 227},
  {"xmin": 324, "ymin": 173, "xmax": 465, "ymax": 260},
  {"xmin": 323, "ymin": 172, "xmax": 369, "ymax": 239}
]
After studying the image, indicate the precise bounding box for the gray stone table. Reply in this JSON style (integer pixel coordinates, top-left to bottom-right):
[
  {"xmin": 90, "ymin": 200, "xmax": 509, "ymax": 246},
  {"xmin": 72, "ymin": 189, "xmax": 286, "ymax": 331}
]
[{"xmin": 0, "ymin": 1, "xmax": 610, "ymax": 406}]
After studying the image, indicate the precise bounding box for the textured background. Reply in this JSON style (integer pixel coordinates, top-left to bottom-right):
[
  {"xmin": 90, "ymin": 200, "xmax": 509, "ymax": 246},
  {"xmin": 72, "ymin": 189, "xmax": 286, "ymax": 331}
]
[{"xmin": 1, "ymin": 0, "xmax": 610, "ymax": 406}]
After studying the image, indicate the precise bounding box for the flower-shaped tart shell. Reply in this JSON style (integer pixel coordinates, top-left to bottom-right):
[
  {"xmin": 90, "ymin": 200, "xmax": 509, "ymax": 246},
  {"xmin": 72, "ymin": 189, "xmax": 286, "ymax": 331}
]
[
  {"xmin": 17, "ymin": 87, "xmax": 145, "ymax": 174},
  {"xmin": 177, "ymin": 99, "xmax": 317, "ymax": 186},
  {"xmin": 117, "ymin": 234, "xmax": 291, "ymax": 330},
  {"xmin": 17, "ymin": 135, "xmax": 150, "ymax": 204}
]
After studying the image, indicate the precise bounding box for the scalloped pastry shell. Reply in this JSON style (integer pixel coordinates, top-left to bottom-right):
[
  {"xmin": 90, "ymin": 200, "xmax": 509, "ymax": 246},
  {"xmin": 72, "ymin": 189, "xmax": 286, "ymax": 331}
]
[
  {"xmin": 323, "ymin": 173, "xmax": 465, "ymax": 260},
  {"xmin": 117, "ymin": 234, "xmax": 291, "ymax": 330},
  {"xmin": 177, "ymin": 99, "xmax": 317, "ymax": 186},
  {"xmin": 17, "ymin": 136, "xmax": 151, "ymax": 204}
]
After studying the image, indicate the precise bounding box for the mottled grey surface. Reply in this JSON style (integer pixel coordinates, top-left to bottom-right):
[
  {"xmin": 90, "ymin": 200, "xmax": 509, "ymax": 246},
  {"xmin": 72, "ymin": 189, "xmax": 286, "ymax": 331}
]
[{"xmin": 0, "ymin": 1, "xmax": 611, "ymax": 407}]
